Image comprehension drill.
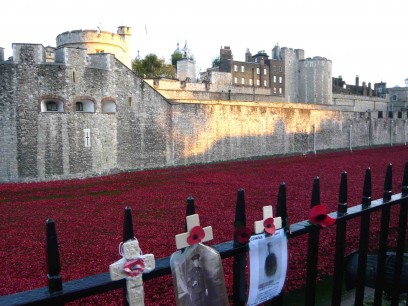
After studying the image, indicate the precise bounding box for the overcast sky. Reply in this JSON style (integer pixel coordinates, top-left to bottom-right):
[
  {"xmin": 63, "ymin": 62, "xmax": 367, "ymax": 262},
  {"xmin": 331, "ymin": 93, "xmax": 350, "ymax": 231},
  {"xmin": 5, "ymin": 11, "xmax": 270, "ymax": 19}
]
[{"xmin": 1, "ymin": 0, "xmax": 407, "ymax": 87}]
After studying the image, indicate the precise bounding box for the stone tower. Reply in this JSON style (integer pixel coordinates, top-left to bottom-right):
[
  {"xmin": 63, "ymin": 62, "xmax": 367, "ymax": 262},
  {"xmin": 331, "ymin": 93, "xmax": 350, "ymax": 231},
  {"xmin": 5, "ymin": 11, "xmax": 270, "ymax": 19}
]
[{"xmin": 56, "ymin": 26, "xmax": 132, "ymax": 69}]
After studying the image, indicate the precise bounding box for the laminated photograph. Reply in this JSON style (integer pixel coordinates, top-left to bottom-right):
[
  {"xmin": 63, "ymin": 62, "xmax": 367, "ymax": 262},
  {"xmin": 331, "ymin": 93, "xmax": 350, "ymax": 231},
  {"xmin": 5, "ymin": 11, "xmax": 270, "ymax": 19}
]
[
  {"xmin": 170, "ymin": 243, "xmax": 229, "ymax": 306},
  {"xmin": 247, "ymin": 229, "xmax": 288, "ymax": 306}
]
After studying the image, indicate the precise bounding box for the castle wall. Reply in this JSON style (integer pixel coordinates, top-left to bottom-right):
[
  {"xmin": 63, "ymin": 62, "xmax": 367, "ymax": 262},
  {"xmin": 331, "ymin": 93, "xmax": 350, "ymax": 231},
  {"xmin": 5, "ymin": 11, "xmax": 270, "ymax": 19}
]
[{"xmin": 0, "ymin": 45, "xmax": 406, "ymax": 182}]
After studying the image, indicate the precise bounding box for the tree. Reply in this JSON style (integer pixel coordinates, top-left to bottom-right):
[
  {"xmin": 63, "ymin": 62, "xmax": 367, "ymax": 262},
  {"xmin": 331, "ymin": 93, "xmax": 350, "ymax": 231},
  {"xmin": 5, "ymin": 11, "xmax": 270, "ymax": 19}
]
[
  {"xmin": 212, "ymin": 56, "xmax": 220, "ymax": 67},
  {"xmin": 132, "ymin": 54, "xmax": 176, "ymax": 79},
  {"xmin": 171, "ymin": 52, "xmax": 183, "ymax": 67}
]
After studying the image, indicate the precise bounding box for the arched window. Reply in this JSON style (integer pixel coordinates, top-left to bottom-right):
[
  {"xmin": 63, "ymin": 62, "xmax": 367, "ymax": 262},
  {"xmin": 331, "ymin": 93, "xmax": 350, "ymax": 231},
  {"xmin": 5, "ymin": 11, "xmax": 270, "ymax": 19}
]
[
  {"xmin": 102, "ymin": 100, "xmax": 116, "ymax": 113},
  {"xmin": 75, "ymin": 100, "xmax": 95, "ymax": 112},
  {"xmin": 40, "ymin": 99, "xmax": 64, "ymax": 112}
]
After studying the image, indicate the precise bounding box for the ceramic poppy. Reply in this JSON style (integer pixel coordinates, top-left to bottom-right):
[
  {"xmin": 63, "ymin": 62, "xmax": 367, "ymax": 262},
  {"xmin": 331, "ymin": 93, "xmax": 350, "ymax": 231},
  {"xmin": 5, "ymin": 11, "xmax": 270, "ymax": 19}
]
[
  {"xmin": 123, "ymin": 258, "xmax": 145, "ymax": 277},
  {"xmin": 235, "ymin": 226, "xmax": 252, "ymax": 244},
  {"xmin": 187, "ymin": 225, "xmax": 206, "ymax": 245},
  {"xmin": 263, "ymin": 218, "xmax": 276, "ymax": 235},
  {"xmin": 309, "ymin": 204, "xmax": 336, "ymax": 227}
]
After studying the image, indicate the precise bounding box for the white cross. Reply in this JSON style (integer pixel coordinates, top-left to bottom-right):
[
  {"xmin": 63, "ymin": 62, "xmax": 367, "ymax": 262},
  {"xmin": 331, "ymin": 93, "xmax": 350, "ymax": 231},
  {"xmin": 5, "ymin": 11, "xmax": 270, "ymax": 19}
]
[
  {"xmin": 254, "ymin": 205, "xmax": 282, "ymax": 234},
  {"xmin": 175, "ymin": 214, "xmax": 213, "ymax": 249},
  {"xmin": 109, "ymin": 239, "xmax": 155, "ymax": 306}
]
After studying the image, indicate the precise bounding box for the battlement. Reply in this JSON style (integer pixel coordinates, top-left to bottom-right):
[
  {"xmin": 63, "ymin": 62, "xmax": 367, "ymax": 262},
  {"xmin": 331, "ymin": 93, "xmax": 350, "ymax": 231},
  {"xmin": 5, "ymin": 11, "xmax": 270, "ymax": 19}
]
[{"xmin": 12, "ymin": 44, "xmax": 45, "ymax": 64}]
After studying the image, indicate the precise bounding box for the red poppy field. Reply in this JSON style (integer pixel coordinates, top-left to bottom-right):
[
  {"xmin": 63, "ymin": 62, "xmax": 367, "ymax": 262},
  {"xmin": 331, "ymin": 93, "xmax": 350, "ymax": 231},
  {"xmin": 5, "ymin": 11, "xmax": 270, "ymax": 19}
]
[{"xmin": 1, "ymin": 146, "xmax": 407, "ymax": 305}]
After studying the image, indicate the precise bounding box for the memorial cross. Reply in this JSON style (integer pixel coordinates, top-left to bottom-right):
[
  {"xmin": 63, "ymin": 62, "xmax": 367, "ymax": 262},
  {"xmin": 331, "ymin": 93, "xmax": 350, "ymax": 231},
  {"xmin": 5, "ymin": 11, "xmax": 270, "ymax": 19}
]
[
  {"xmin": 109, "ymin": 239, "xmax": 155, "ymax": 306},
  {"xmin": 254, "ymin": 205, "xmax": 282, "ymax": 234},
  {"xmin": 175, "ymin": 214, "xmax": 213, "ymax": 249}
]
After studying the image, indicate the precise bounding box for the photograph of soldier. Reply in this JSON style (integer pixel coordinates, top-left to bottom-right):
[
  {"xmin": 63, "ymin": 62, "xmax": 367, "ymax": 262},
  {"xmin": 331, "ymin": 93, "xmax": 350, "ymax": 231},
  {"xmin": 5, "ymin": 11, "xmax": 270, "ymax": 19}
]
[
  {"xmin": 187, "ymin": 254, "xmax": 208, "ymax": 306},
  {"xmin": 170, "ymin": 243, "xmax": 229, "ymax": 306}
]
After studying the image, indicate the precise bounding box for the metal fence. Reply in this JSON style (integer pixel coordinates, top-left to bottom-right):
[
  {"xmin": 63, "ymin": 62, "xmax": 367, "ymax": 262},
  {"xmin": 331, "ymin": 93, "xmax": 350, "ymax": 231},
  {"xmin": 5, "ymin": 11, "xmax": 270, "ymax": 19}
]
[{"xmin": 1, "ymin": 163, "xmax": 407, "ymax": 306}]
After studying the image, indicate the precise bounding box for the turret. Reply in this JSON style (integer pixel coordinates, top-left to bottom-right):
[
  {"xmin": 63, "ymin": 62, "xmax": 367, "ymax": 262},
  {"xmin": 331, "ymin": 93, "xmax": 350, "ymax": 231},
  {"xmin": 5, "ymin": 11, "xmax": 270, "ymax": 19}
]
[{"xmin": 0, "ymin": 47, "xmax": 4, "ymax": 62}]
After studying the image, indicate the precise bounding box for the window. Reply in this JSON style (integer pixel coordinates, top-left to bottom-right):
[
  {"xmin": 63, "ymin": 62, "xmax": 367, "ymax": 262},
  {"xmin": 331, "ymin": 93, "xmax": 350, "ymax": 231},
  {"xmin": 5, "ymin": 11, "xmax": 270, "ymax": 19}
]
[
  {"xmin": 398, "ymin": 111, "xmax": 402, "ymax": 119},
  {"xmin": 76, "ymin": 102, "xmax": 83, "ymax": 111},
  {"xmin": 264, "ymin": 68, "xmax": 267, "ymax": 75},
  {"xmin": 273, "ymin": 66, "xmax": 277, "ymax": 72},
  {"xmin": 279, "ymin": 76, "xmax": 282, "ymax": 84},
  {"xmin": 128, "ymin": 97, "xmax": 132, "ymax": 106},
  {"xmin": 47, "ymin": 102, "xmax": 57, "ymax": 111},
  {"xmin": 378, "ymin": 111, "xmax": 383, "ymax": 119},
  {"xmin": 241, "ymin": 78, "xmax": 245, "ymax": 85},
  {"xmin": 392, "ymin": 95, "xmax": 397, "ymax": 101},
  {"xmin": 273, "ymin": 76, "xmax": 277, "ymax": 83},
  {"xmin": 41, "ymin": 100, "xmax": 64, "ymax": 112},
  {"xmin": 249, "ymin": 79, "xmax": 253, "ymax": 86},
  {"xmin": 241, "ymin": 66, "xmax": 245, "ymax": 72},
  {"xmin": 273, "ymin": 87, "xmax": 277, "ymax": 94},
  {"xmin": 75, "ymin": 100, "xmax": 95, "ymax": 112},
  {"xmin": 263, "ymin": 80, "xmax": 267, "ymax": 87},
  {"xmin": 279, "ymin": 88, "xmax": 282, "ymax": 94},
  {"xmin": 256, "ymin": 79, "xmax": 260, "ymax": 86},
  {"xmin": 234, "ymin": 65, "xmax": 238, "ymax": 72},
  {"xmin": 256, "ymin": 68, "xmax": 260, "ymax": 75},
  {"xmin": 234, "ymin": 77, "xmax": 238, "ymax": 84},
  {"xmin": 102, "ymin": 100, "xmax": 116, "ymax": 113},
  {"xmin": 388, "ymin": 111, "xmax": 393, "ymax": 119},
  {"xmin": 279, "ymin": 67, "xmax": 283, "ymax": 72}
]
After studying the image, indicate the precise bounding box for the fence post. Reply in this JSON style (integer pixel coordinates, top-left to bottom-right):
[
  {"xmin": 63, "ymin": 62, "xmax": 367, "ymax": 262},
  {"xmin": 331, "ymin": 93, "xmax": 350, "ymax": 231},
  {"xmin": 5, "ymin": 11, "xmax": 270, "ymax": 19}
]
[
  {"xmin": 332, "ymin": 172, "xmax": 348, "ymax": 306},
  {"xmin": 233, "ymin": 189, "xmax": 247, "ymax": 306},
  {"xmin": 269, "ymin": 182, "xmax": 288, "ymax": 306},
  {"xmin": 391, "ymin": 161, "xmax": 408, "ymax": 306},
  {"xmin": 374, "ymin": 164, "xmax": 392, "ymax": 305},
  {"xmin": 354, "ymin": 168, "xmax": 372, "ymax": 305},
  {"xmin": 305, "ymin": 177, "xmax": 321, "ymax": 306},
  {"xmin": 185, "ymin": 196, "xmax": 196, "ymax": 232},
  {"xmin": 46, "ymin": 218, "xmax": 63, "ymax": 294},
  {"xmin": 122, "ymin": 207, "xmax": 135, "ymax": 306}
]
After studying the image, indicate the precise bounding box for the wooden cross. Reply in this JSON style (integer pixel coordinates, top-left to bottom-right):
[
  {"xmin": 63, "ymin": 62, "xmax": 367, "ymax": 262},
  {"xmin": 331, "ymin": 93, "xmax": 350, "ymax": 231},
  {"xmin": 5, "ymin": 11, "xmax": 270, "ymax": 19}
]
[
  {"xmin": 254, "ymin": 205, "xmax": 282, "ymax": 234},
  {"xmin": 109, "ymin": 239, "xmax": 155, "ymax": 306},
  {"xmin": 175, "ymin": 214, "xmax": 213, "ymax": 249}
]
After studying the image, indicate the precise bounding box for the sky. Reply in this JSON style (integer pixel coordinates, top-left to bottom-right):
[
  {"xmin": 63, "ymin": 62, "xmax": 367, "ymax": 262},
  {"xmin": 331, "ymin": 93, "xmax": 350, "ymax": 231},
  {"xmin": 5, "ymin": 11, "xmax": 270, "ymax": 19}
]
[{"xmin": 1, "ymin": 0, "xmax": 407, "ymax": 87}]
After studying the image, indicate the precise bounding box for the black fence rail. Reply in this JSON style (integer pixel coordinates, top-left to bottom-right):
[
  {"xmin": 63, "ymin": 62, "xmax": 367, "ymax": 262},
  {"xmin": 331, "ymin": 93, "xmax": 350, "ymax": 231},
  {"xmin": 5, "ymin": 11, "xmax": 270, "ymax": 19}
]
[{"xmin": 1, "ymin": 163, "xmax": 407, "ymax": 306}]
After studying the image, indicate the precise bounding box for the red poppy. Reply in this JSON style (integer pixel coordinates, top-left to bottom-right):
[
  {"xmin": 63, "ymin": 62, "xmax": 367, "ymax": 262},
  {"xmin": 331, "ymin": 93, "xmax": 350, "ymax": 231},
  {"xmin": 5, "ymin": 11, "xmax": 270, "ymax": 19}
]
[
  {"xmin": 309, "ymin": 204, "xmax": 336, "ymax": 227},
  {"xmin": 263, "ymin": 218, "xmax": 276, "ymax": 235},
  {"xmin": 123, "ymin": 258, "xmax": 145, "ymax": 277},
  {"xmin": 187, "ymin": 226, "xmax": 205, "ymax": 245},
  {"xmin": 235, "ymin": 226, "xmax": 252, "ymax": 244}
]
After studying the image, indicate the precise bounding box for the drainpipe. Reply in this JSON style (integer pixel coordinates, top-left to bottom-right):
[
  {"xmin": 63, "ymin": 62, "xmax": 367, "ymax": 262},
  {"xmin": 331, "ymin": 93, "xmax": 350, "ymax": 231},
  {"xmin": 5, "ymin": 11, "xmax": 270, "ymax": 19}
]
[
  {"xmin": 404, "ymin": 120, "xmax": 407, "ymax": 145},
  {"xmin": 349, "ymin": 124, "xmax": 353, "ymax": 152},
  {"xmin": 390, "ymin": 120, "xmax": 393, "ymax": 146},
  {"xmin": 313, "ymin": 124, "xmax": 317, "ymax": 155}
]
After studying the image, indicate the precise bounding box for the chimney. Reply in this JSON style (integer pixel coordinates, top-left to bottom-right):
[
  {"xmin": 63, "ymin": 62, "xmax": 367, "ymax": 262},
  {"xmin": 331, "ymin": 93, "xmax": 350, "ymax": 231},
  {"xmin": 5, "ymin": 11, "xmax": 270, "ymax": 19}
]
[{"xmin": 355, "ymin": 75, "xmax": 359, "ymax": 87}]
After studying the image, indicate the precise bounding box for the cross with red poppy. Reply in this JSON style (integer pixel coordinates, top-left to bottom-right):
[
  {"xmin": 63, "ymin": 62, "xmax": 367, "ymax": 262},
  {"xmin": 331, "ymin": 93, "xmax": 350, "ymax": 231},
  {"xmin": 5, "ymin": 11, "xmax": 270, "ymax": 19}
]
[
  {"xmin": 109, "ymin": 239, "xmax": 155, "ymax": 306},
  {"xmin": 175, "ymin": 214, "xmax": 213, "ymax": 249},
  {"xmin": 254, "ymin": 205, "xmax": 282, "ymax": 235}
]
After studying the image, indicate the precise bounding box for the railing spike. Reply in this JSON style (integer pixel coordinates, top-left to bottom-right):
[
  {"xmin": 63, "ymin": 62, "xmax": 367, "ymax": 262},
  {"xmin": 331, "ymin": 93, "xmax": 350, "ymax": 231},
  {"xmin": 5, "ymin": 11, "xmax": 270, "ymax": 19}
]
[
  {"xmin": 311, "ymin": 177, "xmax": 320, "ymax": 208},
  {"xmin": 402, "ymin": 161, "xmax": 408, "ymax": 196},
  {"xmin": 234, "ymin": 189, "xmax": 246, "ymax": 228},
  {"xmin": 338, "ymin": 171, "xmax": 348, "ymax": 214},
  {"xmin": 276, "ymin": 182, "xmax": 288, "ymax": 229},
  {"xmin": 383, "ymin": 163, "xmax": 392, "ymax": 202},
  {"xmin": 185, "ymin": 196, "xmax": 195, "ymax": 232},
  {"xmin": 46, "ymin": 218, "xmax": 62, "ymax": 293},
  {"xmin": 362, "ymin": 167, "xmax": 372, "ymax": 208},
  {"xmin": 123, "ymin": 206, "xmax": 134, "ymax": 242}
]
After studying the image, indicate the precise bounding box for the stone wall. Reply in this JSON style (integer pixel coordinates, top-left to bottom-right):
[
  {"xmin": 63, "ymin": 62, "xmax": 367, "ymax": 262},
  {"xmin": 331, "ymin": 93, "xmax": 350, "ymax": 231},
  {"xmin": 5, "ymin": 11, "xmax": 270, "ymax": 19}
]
[{"xmin": 0, "ymin": 45, "xmax": 406, "ymax": 182}]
